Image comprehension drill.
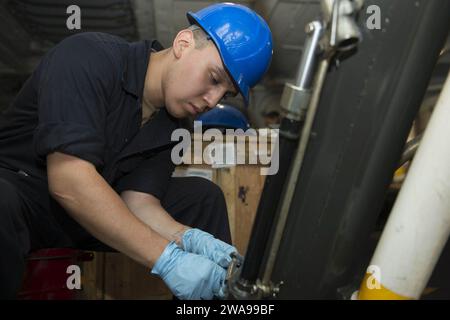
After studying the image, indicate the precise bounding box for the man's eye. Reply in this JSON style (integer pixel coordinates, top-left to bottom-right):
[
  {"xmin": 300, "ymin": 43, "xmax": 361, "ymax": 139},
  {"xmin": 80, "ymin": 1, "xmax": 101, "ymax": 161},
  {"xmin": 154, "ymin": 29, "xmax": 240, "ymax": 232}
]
[
  {"xmin": 223, "ymin": 91, "xmax": 237, "ymax": 99},
  {"xmin": 210, "ymin": 74, "xmax": 219, "ymax": 85}
]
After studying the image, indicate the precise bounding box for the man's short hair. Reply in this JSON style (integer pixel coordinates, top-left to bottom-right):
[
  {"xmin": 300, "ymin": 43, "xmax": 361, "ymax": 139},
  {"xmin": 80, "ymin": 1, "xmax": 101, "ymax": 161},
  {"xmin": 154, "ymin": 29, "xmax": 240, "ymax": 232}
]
[{"xmin": 188, "ymin": 24, "xmax": 210, "ymax": 49}]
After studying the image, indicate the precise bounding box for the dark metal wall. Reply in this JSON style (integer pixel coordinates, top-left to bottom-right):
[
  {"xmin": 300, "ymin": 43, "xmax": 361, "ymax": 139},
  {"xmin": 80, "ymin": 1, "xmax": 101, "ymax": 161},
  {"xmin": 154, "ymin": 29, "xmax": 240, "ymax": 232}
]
[
  {"xmin": 266, "ymin": 0, "xmax": 450, "ymax": 299},
  {"xmin": 7, "ymin": 0, "xmax": 137, "ymax": 44}
]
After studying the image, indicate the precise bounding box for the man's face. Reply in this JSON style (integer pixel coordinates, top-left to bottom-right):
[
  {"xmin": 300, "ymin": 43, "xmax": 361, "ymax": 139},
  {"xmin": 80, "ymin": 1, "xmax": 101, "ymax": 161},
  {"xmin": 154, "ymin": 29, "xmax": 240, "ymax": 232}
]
[{"xmin": 164, "ymin": 38, "xmax": 238, "ymax": 118}]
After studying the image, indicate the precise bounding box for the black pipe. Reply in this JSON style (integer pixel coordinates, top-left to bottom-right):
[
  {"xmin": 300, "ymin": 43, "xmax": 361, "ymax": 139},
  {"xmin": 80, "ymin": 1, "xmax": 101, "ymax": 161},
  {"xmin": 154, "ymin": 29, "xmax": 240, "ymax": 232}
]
[{"xmin": 239, "ymin": 116, "xmax": 301, "ymax": 283}]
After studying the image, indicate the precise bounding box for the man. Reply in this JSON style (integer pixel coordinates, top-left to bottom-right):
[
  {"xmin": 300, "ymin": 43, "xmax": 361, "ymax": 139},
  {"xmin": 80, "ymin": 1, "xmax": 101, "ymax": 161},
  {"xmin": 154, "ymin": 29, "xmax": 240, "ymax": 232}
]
[{"xmin": 0, "ymin": 3, "xmax": 272, "ymax": 299}]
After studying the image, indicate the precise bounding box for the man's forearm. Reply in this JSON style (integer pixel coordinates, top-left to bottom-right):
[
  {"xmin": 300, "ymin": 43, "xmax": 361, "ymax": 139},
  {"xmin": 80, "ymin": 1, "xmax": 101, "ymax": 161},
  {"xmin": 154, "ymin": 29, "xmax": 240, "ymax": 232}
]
[
  {"xmin": 47, "ymin": 152, "xmax": 169, "ymax": 268},
  {"xmin": 120, "ymin": 190, "xmax": 191, "ymax": 246}
]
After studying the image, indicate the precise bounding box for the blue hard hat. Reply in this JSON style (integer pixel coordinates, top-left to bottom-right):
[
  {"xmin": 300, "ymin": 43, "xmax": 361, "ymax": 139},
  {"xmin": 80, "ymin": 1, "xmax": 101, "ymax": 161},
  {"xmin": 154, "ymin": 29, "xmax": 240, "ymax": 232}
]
[
  {"xmin": 195, "ymin": 104, "xmax": 250, "ymax": 131},
  {"xmin": 187, "ymin": 3, "xmax": 273, "ymax": 106}
]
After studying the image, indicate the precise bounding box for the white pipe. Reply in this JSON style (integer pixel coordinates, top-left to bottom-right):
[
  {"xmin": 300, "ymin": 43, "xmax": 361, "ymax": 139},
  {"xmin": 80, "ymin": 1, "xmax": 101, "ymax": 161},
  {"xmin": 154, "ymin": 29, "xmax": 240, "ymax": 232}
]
[{"xmin": 359, "ymin": 71, "xmax": 450, "ymax": 299}]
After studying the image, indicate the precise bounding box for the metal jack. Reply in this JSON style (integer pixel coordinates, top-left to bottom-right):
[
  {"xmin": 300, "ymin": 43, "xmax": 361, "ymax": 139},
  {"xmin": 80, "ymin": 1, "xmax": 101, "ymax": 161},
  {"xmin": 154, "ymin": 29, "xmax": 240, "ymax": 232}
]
[
  {"xmin": 260, "ymin": 0, "xmax": 364, "ymax": 297},
  {"xmin": 231, "ymin": 0, "xmax": 364, "ymax": 300}
]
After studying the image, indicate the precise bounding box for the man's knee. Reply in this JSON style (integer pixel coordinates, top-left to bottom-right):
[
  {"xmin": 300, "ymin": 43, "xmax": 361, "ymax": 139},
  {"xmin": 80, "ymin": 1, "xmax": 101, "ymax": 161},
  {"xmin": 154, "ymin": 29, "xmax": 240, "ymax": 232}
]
[
  {"xmin": 190, "ymin": 176, "xmax": 226, "ymax": 203},
  {"xmin": 0, "ymin": 178, "xmax": 21, "ymax": 209},
  {"xmin": 0, "ymin": 178, "xmax": 27, "ymax": 235}
]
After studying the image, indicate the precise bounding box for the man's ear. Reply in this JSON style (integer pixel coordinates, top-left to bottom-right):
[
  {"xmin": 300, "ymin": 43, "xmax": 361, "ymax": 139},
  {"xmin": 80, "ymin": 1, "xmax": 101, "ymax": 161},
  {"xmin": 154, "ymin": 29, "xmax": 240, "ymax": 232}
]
[{"xmin": 172, "ymin": 29, "xmax": 194, "ymax": 59}]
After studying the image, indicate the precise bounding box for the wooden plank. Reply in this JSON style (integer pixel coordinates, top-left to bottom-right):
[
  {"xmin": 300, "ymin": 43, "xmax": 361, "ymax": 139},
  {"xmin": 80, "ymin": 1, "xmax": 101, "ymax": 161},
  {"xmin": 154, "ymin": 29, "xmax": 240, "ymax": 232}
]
[
  {"xmin": 215, "ymin": 167, "xmax": 237, "ymax": 245},
  {"xmin": 234, "ymin": 166, "xmax": 266, "ymax": 254},
  {"xmin": 80, "ymin": 252, "xmax": 104, "ymax": 300},
  {"xmin": 103, "ymin": 253, "xmax": 172, "ymax": 300}
]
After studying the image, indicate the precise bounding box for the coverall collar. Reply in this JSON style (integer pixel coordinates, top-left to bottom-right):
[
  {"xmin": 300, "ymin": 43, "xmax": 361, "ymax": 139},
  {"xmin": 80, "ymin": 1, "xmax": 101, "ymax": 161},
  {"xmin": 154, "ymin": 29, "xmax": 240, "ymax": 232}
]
[{"xmin": 121, "ymin": 39, "xmax": 164, "ymax": 100}]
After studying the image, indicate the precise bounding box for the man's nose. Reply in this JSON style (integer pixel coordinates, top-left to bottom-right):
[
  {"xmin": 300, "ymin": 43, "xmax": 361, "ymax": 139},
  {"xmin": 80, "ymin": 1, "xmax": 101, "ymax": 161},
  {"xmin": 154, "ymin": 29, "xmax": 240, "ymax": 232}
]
[{"xmin": 203, "ymin": 88, "xmax": 226, "ymax": 109}]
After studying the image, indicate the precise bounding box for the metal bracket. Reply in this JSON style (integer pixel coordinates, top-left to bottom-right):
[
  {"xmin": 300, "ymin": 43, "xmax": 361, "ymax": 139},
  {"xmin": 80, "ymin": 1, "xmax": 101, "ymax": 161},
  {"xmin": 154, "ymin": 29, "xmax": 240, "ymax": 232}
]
[{"xmin": 226, "ymin": 253, "xmax": 283, "ymax": 299}]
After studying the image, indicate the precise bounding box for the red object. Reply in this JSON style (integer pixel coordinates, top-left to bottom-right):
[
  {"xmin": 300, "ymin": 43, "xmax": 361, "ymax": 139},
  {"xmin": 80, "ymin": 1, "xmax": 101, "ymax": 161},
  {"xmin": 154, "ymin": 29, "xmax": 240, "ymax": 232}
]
[{"xmin": 18, "ymin": 248, "xmax": 94, "ymax": 300}]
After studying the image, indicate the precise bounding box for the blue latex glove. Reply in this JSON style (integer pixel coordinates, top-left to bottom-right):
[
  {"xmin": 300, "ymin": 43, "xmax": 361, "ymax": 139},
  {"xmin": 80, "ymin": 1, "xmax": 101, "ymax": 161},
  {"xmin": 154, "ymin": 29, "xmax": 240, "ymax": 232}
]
[
  {"xmin": 151, "ymin": 241, "xmax": 227, "ymax": 300},
  {"xmin": 182, "ymin": 228, "xmax": 238, "ymax": 269}
]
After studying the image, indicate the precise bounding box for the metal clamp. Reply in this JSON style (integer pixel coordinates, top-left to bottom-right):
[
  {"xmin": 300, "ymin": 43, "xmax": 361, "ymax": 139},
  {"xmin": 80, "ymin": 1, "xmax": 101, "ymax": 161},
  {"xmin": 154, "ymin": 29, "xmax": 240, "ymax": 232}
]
[
  {"xmin": 226, "ymin": 253, "xmax": 283, "ymax": 299},
  {"xmin": 321, "ymin": 0, "xmax": 363, "ymax": 52}
]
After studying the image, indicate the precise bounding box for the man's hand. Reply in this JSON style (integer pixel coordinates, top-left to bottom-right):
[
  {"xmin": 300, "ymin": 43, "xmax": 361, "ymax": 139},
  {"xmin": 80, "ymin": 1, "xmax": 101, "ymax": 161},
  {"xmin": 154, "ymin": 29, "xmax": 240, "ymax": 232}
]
[
  {"xmin": 181, "ymin": 228, "xmax": 238, "ymax": 269},
  {"xmin": 151, "ymin": 241, "xmax": 227, "ymax": 300},
  {"xmin": 120, "ymin": 191, "xmax": 239, "ymax": 268}
]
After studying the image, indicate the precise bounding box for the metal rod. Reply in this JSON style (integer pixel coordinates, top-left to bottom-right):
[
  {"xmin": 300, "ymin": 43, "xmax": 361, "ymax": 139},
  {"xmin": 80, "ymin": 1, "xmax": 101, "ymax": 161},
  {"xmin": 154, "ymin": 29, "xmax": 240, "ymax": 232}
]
[
  {"xmin": 295, "ymin": 21, "xmax": 324, "ymax": 89},
  {"xmin": 400, "ymin": 134, "xmax": 422, "ymax": 166},
  {"xmin": 330, "ymin": 0, "xmax": 340, "ymax": 47}
]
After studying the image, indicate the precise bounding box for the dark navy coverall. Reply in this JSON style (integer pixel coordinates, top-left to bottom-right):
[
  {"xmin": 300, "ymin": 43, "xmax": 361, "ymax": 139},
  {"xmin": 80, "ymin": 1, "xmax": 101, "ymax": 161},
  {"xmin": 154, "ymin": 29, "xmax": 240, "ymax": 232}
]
[{"xmin": 0, "ymin": 32, "xmax": 231, "ymax": 298}]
